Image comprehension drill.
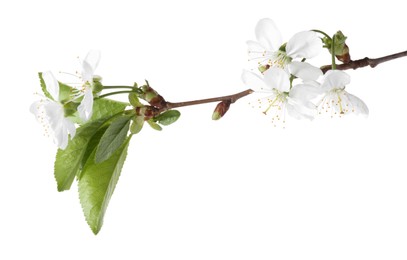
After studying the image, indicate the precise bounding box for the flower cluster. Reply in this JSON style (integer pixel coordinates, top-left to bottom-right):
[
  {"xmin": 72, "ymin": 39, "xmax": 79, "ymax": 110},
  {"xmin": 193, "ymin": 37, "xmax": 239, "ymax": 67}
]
[
  {"xmin": 243, "ymin": 18, "xmax": 368, "ymax": 126},
  {"xmin": 30, "ymin": 50, "xmax": 101, "ymax": 149}
]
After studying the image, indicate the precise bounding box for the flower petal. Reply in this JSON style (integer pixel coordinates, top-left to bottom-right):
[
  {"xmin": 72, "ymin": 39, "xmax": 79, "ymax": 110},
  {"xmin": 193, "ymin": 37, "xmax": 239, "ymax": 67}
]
[
  {"xmin": 287, "ymin": 99, "xmax": 315, "ymax": 120},
  {"xmin": 322, "ymin": 70, "xmax": 351, "ymax": 91},
  {"xmin": 290, "ymin": 84, "xmax": 323, "ymax": 103},
  {"xmin": 77, "ymin": 88, "xmax": 94, "ymax": 121},
  {"xmin": 344, "ymin": 92, "xmax": 369, "ymax": 116},
  {"xmin": 64, "ymin": 118, "xmax": 77, "ymax": 139},
  {"xmin": 288, "ymin": 61, "xmax": 323, "ymax": 81},
  {"xmin": 42, "ymin": 71, "xmax": 60, "ymax": 101},
  {"xmin": 263, "ymin": 67, "xmax": 290, "ymax": 92},
  {"xmin": 241, "ymin": 70, "xmax": 269, "ymax": 92},
  {"xmin": 286, "ymin": 31, "xmax": 322, "ymax": 59},
  {"xmin": 255, "ymin": 18, "xmax": 283, "ymax": 51},
  {"xmin": 82, "ymin": 50, "xmax": 101, "ymax": 82}
]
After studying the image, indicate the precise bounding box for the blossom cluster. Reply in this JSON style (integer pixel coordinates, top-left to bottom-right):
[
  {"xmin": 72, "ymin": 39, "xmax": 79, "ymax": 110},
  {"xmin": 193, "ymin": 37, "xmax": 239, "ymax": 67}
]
[
  {"xmin": 242, "ymin": 18, "xmax": 368, "ymax": 126},
  {"xmin": 30, "ymin": 51, "xmax": 101, "ymax": 149}
]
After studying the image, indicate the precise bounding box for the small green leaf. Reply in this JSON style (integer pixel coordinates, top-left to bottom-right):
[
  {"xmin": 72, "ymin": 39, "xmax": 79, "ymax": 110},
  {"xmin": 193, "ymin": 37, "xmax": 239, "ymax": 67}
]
[
  {"xmin": 95, "ymin": 115, "xmax": 132, "ymax": 163},
  {"xmin": 130, "ymin": 115, "xmax": 144, "ymax": 134},
  {"xmin": 79, "ymin": 136, "xmax": 132, "ymax": 235},
  {"xmin": 153, "ymin": 110, "xmax": 181, "ymax": 126},
  {"xmin": 38, "ymin": 72, "xmax": 73, "ymax": 102},
  {"xmin": 147, "ymin": 119, "xmax": 162, "ymax": 131},
  {"xmin": 128, "ymin": 93, "xmax": 143, "ymax": 107}
]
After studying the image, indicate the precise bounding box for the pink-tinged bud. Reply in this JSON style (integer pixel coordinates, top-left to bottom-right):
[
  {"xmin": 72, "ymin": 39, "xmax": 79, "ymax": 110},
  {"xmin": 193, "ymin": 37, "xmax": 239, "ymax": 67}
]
[{"xmin": 212, "ymin": 100, "xmax": 231, "ymax": 120}]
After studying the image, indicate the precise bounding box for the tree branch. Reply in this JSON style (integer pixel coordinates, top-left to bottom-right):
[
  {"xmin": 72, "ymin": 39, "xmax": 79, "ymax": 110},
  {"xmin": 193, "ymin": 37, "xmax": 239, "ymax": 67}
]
[
  {"xmin": 321, "ymin": 50, "xmax": 407, "ymax": 73},
  {"xmin": 164, "ymin": 89, "xmax": 254, "ymax": 110}
]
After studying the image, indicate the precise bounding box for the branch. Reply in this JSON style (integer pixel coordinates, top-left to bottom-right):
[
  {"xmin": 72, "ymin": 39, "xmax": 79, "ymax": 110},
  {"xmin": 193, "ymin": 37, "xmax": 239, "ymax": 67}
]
[
  {"xmin": 321, "ymin": 50, "xmax": 407, "ymax": 73},
  {"xmin": 165, "ymin": 89, "xmax": 254, "ymax": 110}
]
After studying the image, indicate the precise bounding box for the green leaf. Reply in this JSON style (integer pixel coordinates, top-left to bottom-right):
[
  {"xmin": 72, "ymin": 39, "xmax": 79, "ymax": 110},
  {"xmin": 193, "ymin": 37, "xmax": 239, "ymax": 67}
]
[
  {"xmin": 95, "ymin": 115, "xmax": 132, "ymax": 163},
  {"xmin": 79, "ymin": 136, "xmax": 132, "ymax": 235},
  {"xmin": 54, "ymin": 99, "xmax": 128, "ymax": 191},
  {"xmin": 153, "ymin": 110, "xmax": 181, "ymax": 126},
  {"xmin": 38, "ymin": 72, "xmax": 73, "ymax": 102},
  {"xmin": 130, "ymin": 115, "xmax": 144, "ymax": 134},
  {"xmin": 54, "ymin": 119, "xmax": 108, "ymax": 191},
  {"xmin": 128, "ymin": 92, "xmax": 143, "ymax": 107},
  {"xmin": 147, "ymin": 119, "xmax": 162, "ymax": 131},
  {"xmin": 90, "ymin": 98, "xmax": 128, "ymax": 122}
]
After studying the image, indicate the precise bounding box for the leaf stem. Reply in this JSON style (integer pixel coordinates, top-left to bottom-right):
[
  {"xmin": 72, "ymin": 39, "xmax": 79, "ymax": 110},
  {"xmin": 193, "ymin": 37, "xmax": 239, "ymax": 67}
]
[
  {"xmin": 331, "ymin": 35, "xmax": 337, "ymax": 70},
  {"xmin": 97, "ymin": 90, "xmax": 137, "ymax": 99},
  {"xmin": 312, "ymin": 29, "xmax": 331, "ymax": 40},
  {"xmin": 103, "ymin": 86, "xmax": 135, "ymax": 89}
]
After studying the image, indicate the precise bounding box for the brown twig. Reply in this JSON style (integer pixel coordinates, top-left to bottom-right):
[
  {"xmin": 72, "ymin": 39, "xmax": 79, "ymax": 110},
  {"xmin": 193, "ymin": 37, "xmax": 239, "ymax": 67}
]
[
  {"xmin": 321, "ymin": 50, "xmax": 407, "ymax": 73},
  {"xmin": 164, "ymin": 89, "xmax": 254, "ymax": 110}
]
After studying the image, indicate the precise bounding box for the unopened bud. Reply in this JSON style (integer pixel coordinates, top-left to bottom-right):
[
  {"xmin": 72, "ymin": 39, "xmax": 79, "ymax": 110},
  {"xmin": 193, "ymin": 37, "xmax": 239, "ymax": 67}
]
[
  {"xmin": 135, "ymin": 106, "xmax": 159, "ymax": 120},
  {"xmin": 139, "ymin": 81, "xmax": 167, "ymax": 109},
  {"xmin": 323, "ymin": 31, "xmax": 351, "ymax": 63},
  {"xmin": 212, "ymin": 100, "xmax": 231, "ymax": 120}
]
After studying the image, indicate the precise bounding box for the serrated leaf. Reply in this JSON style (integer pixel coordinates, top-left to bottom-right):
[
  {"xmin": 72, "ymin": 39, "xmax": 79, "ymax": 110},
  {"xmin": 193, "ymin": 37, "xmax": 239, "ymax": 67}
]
[
  {"xmin": 54, "ymin": 99, "xmax": 128, "ymax": 192},
  {"xmin": 147, "ymin": 119, "xmax": 162, "ymax": 131},
  {"xmin": 54, "ymin": 119, "xmax": 107, "ymax": 191},
  {"xmin": 154, "ymin": 110, "xmax": 181, "ymax": 126},
  {"xmin": 79, "ymin": 136, "xmax": 132, "ymax": 234},
  {"xmin": 130, "ymin": 115, "xmax": 144, "ymax": 134},
  {"xmin": 95, "ymin": 115, "xmax": 132, "ymax": 163}
]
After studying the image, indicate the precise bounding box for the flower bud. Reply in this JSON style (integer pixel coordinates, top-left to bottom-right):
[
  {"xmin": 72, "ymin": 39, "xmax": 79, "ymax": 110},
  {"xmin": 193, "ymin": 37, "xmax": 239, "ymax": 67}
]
[
  {"xmin": 135, "ymin": 106, "xmax": 159, "ymax": 120},
  {"xmin": 212, "ymin": 100, "xmax": 231, "ymax": 120},
  {"xmin": 139, "ymin": 81, "xmax": 167, "ymax": 109},
  {"xmin": 323, "ymin": 31, "xmax": 351, "ymax": 63}
]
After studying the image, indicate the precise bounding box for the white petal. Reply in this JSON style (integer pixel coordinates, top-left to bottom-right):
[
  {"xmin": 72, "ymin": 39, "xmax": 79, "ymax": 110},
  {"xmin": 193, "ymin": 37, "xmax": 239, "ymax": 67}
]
[
  {"xmin": 286, "ymin": 99, "xmax": 315, "ymax": 120},
  {"xmin": 241, "ymin": 70, "xmax": 269, "ymax": 92},
  {"xmin": 77, "ymin": 88, "xmax": 94, "ymax": 121},
  {"xmin": 322, "ymin": 70, "xmax": 351, "ymax": 91},
  {"xmin": 288, "ymin": 61, "xmax": 323, "ymax": 81},
  {"xmin": 29, "ymin": 101, "xmax": 41, "ymax": 118},
  {"xmin": 84, "ymin": 50, "xmax": 101, "ymax": 72},
  {"xmin": 64, "ymin": 118, "xmax": 77, "ymax": 139},
  {"xmin": 290, "ymin": 84, "xmax": 323, "ymax": 103},
  {"xmin": 263, "ymin": 67, "xmax": 290, "ymax": 92},
  {"xmin": 255, "ymin": 18, "xmax": 283, "ymax": 51},
  {"xmin": 247, "ymin": 40, "xmax": 267, "ymax": 62},
  {"xmin": 286, "ymin": 31, "xmax": 322, "ymax": 59},
  {"xmin": 82, "ymin": 50, "xmax": 101, "ymax": 82},
  {"xmin": 42, "ymin": 71, "xmax": 60, "ymax": 101},
  {"xmin": 345, "ymin": 92, "xmax": 369, "ymax": 116}
]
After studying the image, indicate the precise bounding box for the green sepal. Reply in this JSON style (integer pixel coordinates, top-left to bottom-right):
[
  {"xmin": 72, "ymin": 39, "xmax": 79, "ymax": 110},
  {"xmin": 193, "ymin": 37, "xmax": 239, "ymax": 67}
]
[
  {"xmin": 322, "ymin": 31, "xmax": 348, "ymax": 56},
  {"xmin": 95, "ymin": 115, "xmax": 133, "ymax": 164},
  {"xmin": 147, "ymin": 119, "xmax": 162, "ymax": 131},
  {"xmin": 130, "ymin": 115, "xmax": 144, "ymax": 134},
  {"xmin": 128, "ymin": 92, "xmax": 143, "ymax": 107},
  {"xmin": 153, "ymin": 110, "xmax": 181, "ymax": 126},
  {"xmin": 79, "ymin": 136, "xmax": 132, "ymax": 235}
]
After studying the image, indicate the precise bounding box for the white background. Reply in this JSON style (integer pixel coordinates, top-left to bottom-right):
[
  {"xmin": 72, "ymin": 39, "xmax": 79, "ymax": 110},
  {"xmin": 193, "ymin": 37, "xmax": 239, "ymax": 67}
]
[{"xmin": 1, "ymin": 0, "xmax": 407, "ymax": 259}]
